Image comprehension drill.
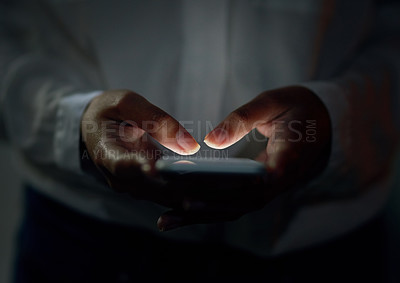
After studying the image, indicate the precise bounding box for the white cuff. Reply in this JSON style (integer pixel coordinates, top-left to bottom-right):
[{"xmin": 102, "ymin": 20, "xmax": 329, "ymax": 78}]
[{"xmin": 54, "ymin": 91, "xmax": 103, "ymax": 174}]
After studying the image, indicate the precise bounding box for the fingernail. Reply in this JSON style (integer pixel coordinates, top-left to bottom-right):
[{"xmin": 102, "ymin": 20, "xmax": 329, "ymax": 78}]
[
  {"xmin": 176, "ymin": 131, "xmax": 200, "ymax": 154},
  {"xmin": 204, "ymin": 128, "xmax": 228, "ymax": 148},
  {"xmin": 157, "ymin": 215, "xmax": 183, "ymax": 232}
]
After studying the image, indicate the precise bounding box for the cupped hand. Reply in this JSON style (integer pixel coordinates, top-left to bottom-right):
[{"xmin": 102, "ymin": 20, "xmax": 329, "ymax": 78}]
[
  {"xmin": 81, "ymin": 89, "xmax": 200, "ymax": 206},
  {"xmin": 158, "ymin": 86, "xmax": 332, "ymax": 231}
]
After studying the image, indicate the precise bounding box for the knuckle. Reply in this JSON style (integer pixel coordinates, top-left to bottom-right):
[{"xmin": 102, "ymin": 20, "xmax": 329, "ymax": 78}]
[
  {"xmin": 118, "ymin": 89, "xmax": 139, "ymax": 100},
  {"xmin": 116, "ymin": 90, "xmax": 141, "ymax": 108},
  {"xmin": 148, "ymin": 112, "xmax": 175, "ymax": 133},
  {"xmin": 151, "ymin": 111, "xmax": 171, "ymax": 125},
  {"xmin": 96, "ymin": 90, "xmax": 139, "ymax": 118},
  {"xmin": 232, "ymin": 107, "xmax": 250, "ymax": 123}
]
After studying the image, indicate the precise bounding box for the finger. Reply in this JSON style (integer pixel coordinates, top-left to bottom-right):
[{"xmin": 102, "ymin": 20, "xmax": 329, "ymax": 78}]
[
  {"xmin": 97, "ymin": 139, "xmax": 176, "ymax": 204},
  {"xmin": 98, "ymin": 137, "xmax": 158, "ymax": 182},
  {"xmin": 204, "ymin": 93, "xmax": 289, "ymax": 149},
  {"xmin": 114, "ymin": 92, "xmax": 200, "ymax": 155}
]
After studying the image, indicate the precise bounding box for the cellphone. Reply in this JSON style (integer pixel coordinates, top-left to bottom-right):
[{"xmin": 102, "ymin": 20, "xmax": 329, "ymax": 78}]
[{"xmin": 155, "ymin": 157, "xmax": 267, "ymax": 181}]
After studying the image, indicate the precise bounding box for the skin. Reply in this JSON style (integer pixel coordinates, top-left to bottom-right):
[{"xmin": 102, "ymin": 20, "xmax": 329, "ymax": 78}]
[
  {"xmin": 81, "ymin": 87, "xmax": 332, "ymax": 231},
  {"xmin": 157, "ymin": 86, "xmax": 332, "ymax": 231},
  {"xmin": 81, "ymin": 89, "xmax": 200, "ymax": 207}
]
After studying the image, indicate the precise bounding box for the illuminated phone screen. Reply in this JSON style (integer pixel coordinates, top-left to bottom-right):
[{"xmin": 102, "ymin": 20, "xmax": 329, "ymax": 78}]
[{"xmin": 155, "ymin": 157, "xmax": 266, "ymax": 176}]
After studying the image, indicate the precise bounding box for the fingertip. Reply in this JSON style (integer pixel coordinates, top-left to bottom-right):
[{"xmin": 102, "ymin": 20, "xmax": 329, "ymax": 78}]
[
  {"xmin": 203, "ymin": 128, "xmax": 229, "ymax": 149},
  {"xmin": 185, "ymin": 143, "xmax": 201, "ymax": 155},
  {"xmin": 203, "ymin": 138, "xmax": 227, "ymax": 149},
  {"xmin": 176, "ymin": 131, "xmax": 201, "ymax": 155},
  {"xmin": 174, "ymin": 143, "xmax": 200, "ymax": 155}
]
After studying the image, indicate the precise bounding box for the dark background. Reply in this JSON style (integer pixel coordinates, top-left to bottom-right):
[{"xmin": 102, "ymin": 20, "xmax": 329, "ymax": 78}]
[{"xmin": 1, "ymin": 141, "xmax": 400, "ymax": 282}]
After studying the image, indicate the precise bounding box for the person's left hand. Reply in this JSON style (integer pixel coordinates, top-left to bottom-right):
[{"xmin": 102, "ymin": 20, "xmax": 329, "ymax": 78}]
[{"xmin": 157, "ymin": 86, "xmax": 332, "ymax": 231}]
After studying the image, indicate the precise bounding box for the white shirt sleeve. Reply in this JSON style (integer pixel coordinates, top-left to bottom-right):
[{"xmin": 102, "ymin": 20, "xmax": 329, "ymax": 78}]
[
  {"xmin": 227, "ymin": 1, "xmax": 400, "ymax": 256},
  {"xmin": 297, "ymin": 0, "xmax": 400, "ymax": 200},
  {"xmin": 0, "ymin": 0, "xmax": 104, "ymax": 175},
  {"xmin": 54, "ymin": 91, "xmax": 102, "ymax": 174},
  {"xmin": 298, "ymin": 46, "xmax": 400, "ymax": 199}
]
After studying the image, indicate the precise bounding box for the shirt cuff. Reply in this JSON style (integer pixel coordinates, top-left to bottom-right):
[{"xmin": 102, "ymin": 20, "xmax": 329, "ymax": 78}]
[{"xmin": 54, "ymin": 91, "xmax": 103, "ymax": 174}]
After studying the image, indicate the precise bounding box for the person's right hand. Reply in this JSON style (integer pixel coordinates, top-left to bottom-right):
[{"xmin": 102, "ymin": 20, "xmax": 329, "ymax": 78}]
[{"xmin": 81, "ymin": 89, "xmax": 200, "ymax": 206}]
